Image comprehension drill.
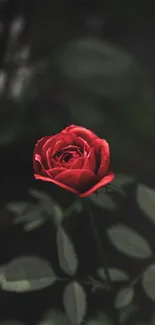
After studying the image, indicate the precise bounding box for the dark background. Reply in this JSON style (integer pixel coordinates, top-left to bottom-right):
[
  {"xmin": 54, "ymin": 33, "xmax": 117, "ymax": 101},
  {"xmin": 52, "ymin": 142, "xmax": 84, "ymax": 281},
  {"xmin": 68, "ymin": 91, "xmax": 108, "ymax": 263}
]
[{"xmin": 0, "ymin": 1, "xmax": 155, "ymax": 324}]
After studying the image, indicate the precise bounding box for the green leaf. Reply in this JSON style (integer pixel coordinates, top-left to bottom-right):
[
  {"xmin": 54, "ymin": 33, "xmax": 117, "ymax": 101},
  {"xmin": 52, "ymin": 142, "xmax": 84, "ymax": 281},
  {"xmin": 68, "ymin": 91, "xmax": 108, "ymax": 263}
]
[
  {"xmin": 63, "ymin": 282, "xmax": 87, "ymax": 325},
  {"xmin": 8, "ymin": 201, "xmax": 46, "ymax": 231},
  {"xmin": 142, "ymin": 263, "xmax": 155, "ymax": 302},
  {"xmin": 57, "ymin": 226, "xmax": 78, "ymax": 276},
  {"xmin": 151, "ymin": 313, "xmax": 155, "ymax": 325},
  {"xmin": 64, "ymin": 201, "xmax": 83, "ymax": 219},
  {"xmin": 24, "ymin": 217, "xmax": 45, "ymax": 231},
  {"xmin": 137, "ymin": 184, "xmax": 155, "ymax": 224},
  {"xmin": 0, "ymin": 256, "xmax": 57, "ymax": 292},
  {"xmin": 107, "ymin": 224, "xmax": 152, "ymax": 259},
  {"xmin": 7, "ymin": 201, "xmax": 34, "ymax": 217},
  {"xmin": 112, "ymin": 173, "xmax": 136, "ymax": 188},
  {"xmin": 115, "ymin": 287, "xmax": 134, "ymax": 309},
  {"xmin": 86, "ymin": 312, "xmax": 113, "ymax": 325},
  {"xmin": 97, "ymin": 268, "xmax": 129, "ymax": 282},
  {"xmin": 91, "ymin": 189, "xmax": 116, "ymax": 210},
  {"xmin": 29, "ymin": 188, "xmax": 52, "ymax": 201},
  {"xmin": 119, "ymin": 304, "xmax": 139, "ymax": 325},
  {"xmin": 8, "ymin": 190, "xmax": 63, "ymax": 229},
  {"xmin": 60, "ymin": 38, "xmax": 146, "ymax": 101},
  {"xmin": 7, "ymin": 201, "xmax": 40, "ymax": 223},
  {"xmin": 104, "ymin": 173, "xmax": 136, "ymax": 199},
  {"xmin": 29, "ymin": 189, "xmax": 63, "ymax": 226},
  {"xmin": 38, "ymin": 309, "xmax": 72, "ymax": 325}
]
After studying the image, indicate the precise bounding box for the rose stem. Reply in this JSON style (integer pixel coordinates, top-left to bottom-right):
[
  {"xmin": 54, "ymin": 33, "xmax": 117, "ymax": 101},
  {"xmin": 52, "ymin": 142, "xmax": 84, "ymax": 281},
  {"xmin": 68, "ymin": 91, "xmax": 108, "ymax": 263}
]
[{"xmin": 83, "ymin": 198, "xmax": 119, "ymax": 324}]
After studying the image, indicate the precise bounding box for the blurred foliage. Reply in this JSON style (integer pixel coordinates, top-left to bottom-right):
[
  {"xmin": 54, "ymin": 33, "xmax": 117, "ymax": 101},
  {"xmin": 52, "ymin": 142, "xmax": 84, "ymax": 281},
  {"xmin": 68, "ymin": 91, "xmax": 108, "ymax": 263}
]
[
  {"xmin": 58, "ymin": 38, "xmax": 148, "ymax": 101},
  {"xmin": 0, "ymin": 4, "xmax": 154, "ymax": 167},
  {"xmin": 0, "ymin": 5, "xmax": 155, "ymax": 325},
  {"xmin": 3, "ymin": 179, "xmax": 155, "ymax": 325},
  {"xmin": 20, "ymin": 36, "xmax": 155, "ymax": 163}
]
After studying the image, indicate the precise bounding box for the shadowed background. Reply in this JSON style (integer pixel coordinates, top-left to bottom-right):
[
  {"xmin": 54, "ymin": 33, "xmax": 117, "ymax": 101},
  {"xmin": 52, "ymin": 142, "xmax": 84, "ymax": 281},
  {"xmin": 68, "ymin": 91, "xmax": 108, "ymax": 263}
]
[{"xmin": 0, "ymin": 1, "xmax": 155, "ymax": 324}]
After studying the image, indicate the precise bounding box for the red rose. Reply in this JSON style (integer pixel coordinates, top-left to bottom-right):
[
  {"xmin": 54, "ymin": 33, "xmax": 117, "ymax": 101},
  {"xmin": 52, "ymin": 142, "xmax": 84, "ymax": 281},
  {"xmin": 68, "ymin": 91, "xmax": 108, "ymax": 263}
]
[{"xmin": 33, "ymin": 125, "xmax": 114, "ymax": 198}]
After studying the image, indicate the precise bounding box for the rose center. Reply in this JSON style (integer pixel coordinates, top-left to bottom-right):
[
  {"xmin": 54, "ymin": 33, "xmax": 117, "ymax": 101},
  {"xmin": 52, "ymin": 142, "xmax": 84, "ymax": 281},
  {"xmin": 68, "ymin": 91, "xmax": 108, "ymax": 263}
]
[
  {"xmin": 62, "ymin": 152, "xmax": 73, "ymax": 162},
  {"xmin": 55, "ymin": 146, "xmax": 82, "ymax": 165}
]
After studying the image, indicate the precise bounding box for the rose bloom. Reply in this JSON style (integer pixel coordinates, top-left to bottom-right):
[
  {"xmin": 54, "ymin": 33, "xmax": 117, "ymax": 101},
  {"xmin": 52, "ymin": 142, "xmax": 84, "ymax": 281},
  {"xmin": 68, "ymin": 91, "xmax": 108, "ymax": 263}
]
[{"xmin": 33, "ymin": 125, "xmax": 114, "ymax": 198}]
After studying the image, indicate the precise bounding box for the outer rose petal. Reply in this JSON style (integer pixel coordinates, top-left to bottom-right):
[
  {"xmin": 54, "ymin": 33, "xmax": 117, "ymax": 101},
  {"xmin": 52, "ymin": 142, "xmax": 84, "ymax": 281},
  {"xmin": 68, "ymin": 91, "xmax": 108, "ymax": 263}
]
[
  {"xmin": 34, "ymin": 174, "xmax": 79, "ymax": 194},
  {"xmin": 46, "ymin": 147, "xmax": 53, "ymax": 168},
  {"xmin": 34, "ymin": 172, "xmax": 114, "ymax": 197},
  {"xmin": 79, "ymin": 172, "xmax": 114, "ymax": 198},
  {"xmin": 33, "ymin": 153, "xmax": 48, "ymax": 176},
  {"xmin": 55, "ymin": 169, "xmax": 96, "ymax": 191},
  {"xmin": 93, "ymin": 138, "xmax": 110, "ymax": 177},
  {"xmin": 47, "ymin": 167, "xmax": 67, "ymax": 178},
  {"xmin": 33, "ymin": 160, "xmax": 47, "ymax": 176},
  {"xmin": 33, "ymin": 136, "xmax": 52, "ymax": 169},
  {"xmin": 33, "ymin": 136, "xmax": 51, "ymax": 156},
  {"xmin": 83, "ymin": 148, "xmax": 96, "ymax": 171},
  {"xmin": 63, "ymin": 125, "xmax": 98, "ymax": 145}
]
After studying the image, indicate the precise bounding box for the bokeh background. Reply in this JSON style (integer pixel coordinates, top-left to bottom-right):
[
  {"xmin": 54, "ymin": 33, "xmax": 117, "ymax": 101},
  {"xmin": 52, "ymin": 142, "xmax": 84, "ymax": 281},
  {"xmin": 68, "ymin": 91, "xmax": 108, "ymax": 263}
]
[{"xmin": 0, "ymin": 1, "xmax": 155, "ymax": 324}]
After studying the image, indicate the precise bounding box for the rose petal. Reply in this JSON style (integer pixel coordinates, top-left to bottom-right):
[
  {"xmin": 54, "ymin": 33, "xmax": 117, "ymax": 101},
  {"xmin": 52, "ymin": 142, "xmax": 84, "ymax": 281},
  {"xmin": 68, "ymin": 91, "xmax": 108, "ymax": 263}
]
[
  {"xmin": 33, "ymin": 153, "xmax": 42, "ymax": 170},
  {"xmin": 98, "ymin": 143, "xmax": 110, "ymax": 177},
  {"xmin": 51, "ymin": 159, "xmax": 62, "ymax": 168},
  {"xmin": 33, "ymin": 136, "xmax": 51, "ymax": 156},
  {"xmin": 43, "ymin": 132, "xmax": 78, "ymax": 157},
  {"xmin": 33, "ymin": 136, "xmax": 52, "ymax": 169},
  {"xmin": 69, "ymin": 157, "xmax": 84, "ymax": 169},
  {"xmin": 34, "ymin": 174, "xmax": 79, "ymax": 195},
  {"xmin": 47, "ymin": 167, "xmax": 67, "ymax": 178},
  {"xmin": 55, "ymin": 169, "xmax": 96, "ymax": 191},
  {"xmin": 46, "ymin": 147, "xmax": 53, "ymax": 168},
  {"xmin": 33, "ymin": 160, "xmax": 45, "ymax": 175},
  {"xmin": 78, "ymin": 169, "xmax": 96, "ymax": 191},
  {"xmin": 93, "ymin": 138, "xmax": 110, "ymax": 177},
  {"xmin": 42, "ymin": 134, "xmax": 61, "ymax": 156},
  {"xmin": 33, "ymin": 153, "xmax": 48, "ymax": 175},
  {"xmin": 74, "ymin": 136, "xmax": 90, "ymax": 153},
  {"xmin": 60, "ymin": 145, "xmax": 80, "ymax": 152},
  {"xmin": 79, "ymin": 172, "xmax": 115, "ymax": 198},
  {"xmin": 83, "ymin": 148, "xmax": 96, "ymax": 171},
  {"xmin": 33, "ymin": 126, "xmax": 113, "ymax": 198},
  {"xmin": 63, "ymin": 124, "xmax": 76, "ymax": 131},
  {"xmin": 64, "ymin": 125, "xmax": 98, "ymax": 145},
  {"xmin": 55, "ymin": 169, "xmax": 82, "ymax": 189},
  {"xmin": 52, "ymin": 140, "xmax": 67, "ymax": 157}
]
